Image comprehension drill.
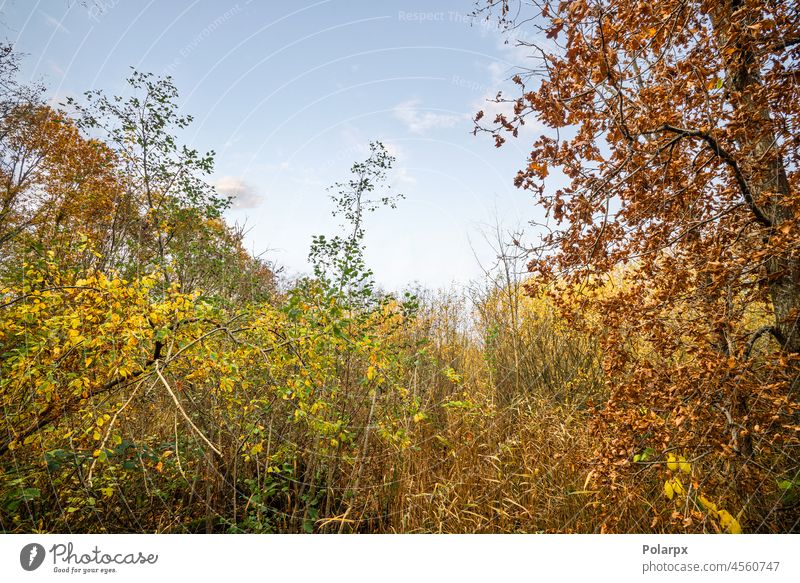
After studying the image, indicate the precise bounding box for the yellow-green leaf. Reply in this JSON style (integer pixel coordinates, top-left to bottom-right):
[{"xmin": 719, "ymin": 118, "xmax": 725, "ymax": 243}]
[
  {"xmin": 666, "ymin": 453, "xmax": 678, "ymax": 471},
  {"xmin": 718, "ymin": 509, "xmax": 742, "ymax": 534}
]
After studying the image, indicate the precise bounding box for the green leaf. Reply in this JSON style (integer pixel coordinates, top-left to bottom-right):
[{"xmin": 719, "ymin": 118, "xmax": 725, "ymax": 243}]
[{"xmin": 21, "ymin": 487, "xmax": 41, "ymax": 501}]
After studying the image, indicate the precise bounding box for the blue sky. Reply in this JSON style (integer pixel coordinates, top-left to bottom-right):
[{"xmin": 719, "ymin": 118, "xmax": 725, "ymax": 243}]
[{"xmin": 1, "ymin": 0, "xmax": 551, "ymax": 290}]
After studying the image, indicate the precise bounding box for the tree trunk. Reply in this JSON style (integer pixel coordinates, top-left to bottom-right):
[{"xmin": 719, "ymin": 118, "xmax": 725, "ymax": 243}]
[{"xmin": 711, "ymin": 1, "xmax": 800, "ymax": 353}]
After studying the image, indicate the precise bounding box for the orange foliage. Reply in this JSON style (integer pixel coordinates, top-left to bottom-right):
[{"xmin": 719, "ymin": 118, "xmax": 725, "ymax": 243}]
[
  {"xmin": 0, "ymin": 104, "xmax": 124, "ymax": 252},
  {"xmin": 478, "ymin": 0, "xmax": 800, "ymax": 531}
]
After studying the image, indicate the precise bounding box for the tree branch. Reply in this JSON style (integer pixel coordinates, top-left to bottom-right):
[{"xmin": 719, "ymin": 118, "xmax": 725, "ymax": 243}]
[
  {"xmin": 155, "ymin": 361, "xmax": 222, "ymax": 457},
  {"xmin": 659, "ymin": 124, "xmax": 772, "ymax": 228},
  {"xmin": 744, "ymin": 325, "xmax": 787, "ymax": 359}
]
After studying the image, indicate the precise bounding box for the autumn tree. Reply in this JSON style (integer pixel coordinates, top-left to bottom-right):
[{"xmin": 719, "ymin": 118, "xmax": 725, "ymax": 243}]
[
  {"xmin": 66, "ymin": 70, "xmax": 230, "ymax": 282},
  {"xmin": 0, "ymin": 103, "xmax": 126, "ymax": 269},
  {"xmin": 476, "ymin": 0, "xmax": 800, "ymax": 531},
  {"xmin": 0, "ymin": 64, "xmax": 260, "ymax": 467}
]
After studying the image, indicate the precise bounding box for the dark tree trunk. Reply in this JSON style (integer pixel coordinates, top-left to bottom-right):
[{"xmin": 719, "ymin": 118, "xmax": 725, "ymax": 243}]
[{"xmin": 711, "ymin": 1, "xmax": 800, "ymax": 353}]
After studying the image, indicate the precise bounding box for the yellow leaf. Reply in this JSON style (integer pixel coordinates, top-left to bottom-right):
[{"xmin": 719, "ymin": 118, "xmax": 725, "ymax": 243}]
[
  {"xmin": 366, "ymin": 366, "xmax": 376, "ymax": 381},
  {"xmin": 718, "ymin": 509, "xmax": 742, "ymax": 534},
  {"xmin": 698, "ymin": 494, "xmax": 718, "ymax": 514},
  {"xmin": 671, "ymin": 477, "xmax": 685, "ymax": 496},
  {"xmin": 667, "ymin": 453, "xmax": 678, "ymax": 471},
  {"xmin": 664, "ymin": 480, "xmax": 674, "ymax": 500},
  {"xmin": 678, "ymin": 455, "xmax": 691, "ymax": 474}
]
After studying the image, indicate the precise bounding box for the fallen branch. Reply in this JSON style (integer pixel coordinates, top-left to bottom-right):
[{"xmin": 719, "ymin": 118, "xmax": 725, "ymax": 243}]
[{"xmin": 155, "ymin": 360, "xmax": 222, "ymax": 458}]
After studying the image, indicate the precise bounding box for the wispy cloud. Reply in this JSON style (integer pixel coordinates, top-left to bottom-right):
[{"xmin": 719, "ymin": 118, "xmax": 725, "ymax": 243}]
[
  {"xmin": 380, "ymin": 141, "xmax": 416, "ymax": 186},
  {"xmin": 393, "ymin": 99, "xmax": 466, "ymax": 134},
  {"xmin": 392, "ymin": 166, "xmax": 417, "ymax": 186},
  {"xmin": 215, "ymin": 176, "xmax": 263, "ymax": 209},
  {"xmin": 39, "ymin": 10, "xmax": 70, "ymax": 34},
  {"xmin": 47, "ymin": 60, "xmax": 65, "ymax": 77}
]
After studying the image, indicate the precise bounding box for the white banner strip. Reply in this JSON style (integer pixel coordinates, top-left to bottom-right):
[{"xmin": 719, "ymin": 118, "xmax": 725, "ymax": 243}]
[{"xmin": 1, "ymin": 534, "xmax": 798, "ymax": 582}]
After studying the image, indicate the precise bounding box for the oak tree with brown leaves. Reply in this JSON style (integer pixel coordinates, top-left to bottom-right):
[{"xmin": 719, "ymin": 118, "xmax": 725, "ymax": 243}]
[{"xmin": 477, "ymin": 0, "xmax": 800, "ymax": 532}]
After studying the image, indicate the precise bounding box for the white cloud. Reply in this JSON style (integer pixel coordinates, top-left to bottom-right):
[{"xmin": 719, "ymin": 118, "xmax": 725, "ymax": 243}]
[
  {"xmin": 39, "ymin": 11, "xmax": 70, "ymax": 34},
  {"xmin": 47, "ymin": 60, "xmax": 65, "ymax": 77},
  {"xmin": 379, "ymin": 142, "xmax": 416, "ymax": 186},
  {"xmin": 393, "ymin": 166, "xmax": 417, "ymax": 186},
  {"xmin": 382, "ymin": 141, "xmax": 402, "ymax": 158},
  {"xmin": 487, "ymin": 60, "xmax": 509, "ymax": 85},
  {"xmin": 223, "ymin": 135, "xmax": 242, "ymax": 149},
  {"xmin": 469, "ymin": 60, "xmax": 516, "ymax": 122},
  {"xmin": 392, "ymin": 99, "xmax": 466, "ymax": 134},
  {"xmin": 215, "ymin": 176, "xmax": 263, "ymax": 209}
]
